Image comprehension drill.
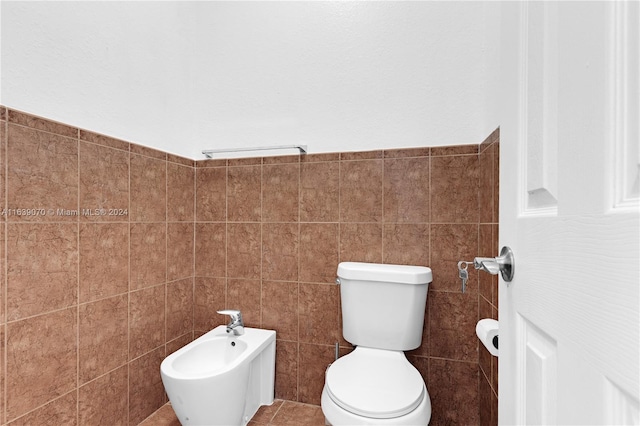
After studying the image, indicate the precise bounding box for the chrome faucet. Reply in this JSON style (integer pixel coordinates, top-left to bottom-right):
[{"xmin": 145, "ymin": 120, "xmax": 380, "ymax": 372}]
[{"xmin": 217, "ymin": 310, "xmax": 245, "ymax": 336}]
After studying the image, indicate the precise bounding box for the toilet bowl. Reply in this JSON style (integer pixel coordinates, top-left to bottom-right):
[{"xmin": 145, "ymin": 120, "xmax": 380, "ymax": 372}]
[
  {"xmin": 322, "ymin": 347, "xmax": 431, "ymax": 425},
  {"xmin": 321, "ymin": 262, "xmax": 432, "ymax": 425}
]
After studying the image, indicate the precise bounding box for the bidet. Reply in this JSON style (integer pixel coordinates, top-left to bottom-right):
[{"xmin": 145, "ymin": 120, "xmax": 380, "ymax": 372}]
[{"xmin": 161, "ymin": 325, "xmax": 276, "ymax": 426}]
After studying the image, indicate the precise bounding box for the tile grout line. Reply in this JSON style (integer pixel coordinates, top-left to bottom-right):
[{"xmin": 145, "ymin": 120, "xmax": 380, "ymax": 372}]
[
  {"xmin": 127, "ymin": 145, "xmax": 132, "ymax": 426},
  {"xmin": 297, "ymin": 157, "xmax": 301, "ymax": 404},
  {"xmin": 164, "ymin": 158, "xmax": 168, "ymax": 379},
  {"xmin": 76, "ymin": 129, "xmax": 80, "ymax": 426},
  {"xmin": 260, "ymin": 159, "xmax": 263, "ymax": 328},
  {"xmin": 225, "ymin": 163, "xmax": 229, "ymax": 314},
  {"xmin": 267, "ymin": 400, "xmax": 286, "ymax": 424},
  {"xmin": 192, "ymin": 162, "xmax": 196, "ymax": 341},
  {"xmin": 381, "ymin": 155, "xmax": 385, "ymax": 263},
  {"xmin": 3, "ymin": 115, "xmax": 7, "ymax": 426}
]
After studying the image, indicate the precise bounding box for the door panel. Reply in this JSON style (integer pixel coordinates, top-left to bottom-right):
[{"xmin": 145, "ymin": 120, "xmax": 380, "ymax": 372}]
[{"xmin": 500, "ymin": 2, "xmax": 639, "ymax": 424}]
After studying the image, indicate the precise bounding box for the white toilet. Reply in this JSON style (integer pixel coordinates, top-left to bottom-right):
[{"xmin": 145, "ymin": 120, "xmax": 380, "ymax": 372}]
[{"xmin": 321, "ymin": 262, "xmax": 432, "ymax": 425}]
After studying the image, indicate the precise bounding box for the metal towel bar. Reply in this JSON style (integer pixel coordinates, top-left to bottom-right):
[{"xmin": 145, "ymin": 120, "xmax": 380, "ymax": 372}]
[{"xmin": 202, "ymin": 144, "xmax": 307, "ymax": 158}]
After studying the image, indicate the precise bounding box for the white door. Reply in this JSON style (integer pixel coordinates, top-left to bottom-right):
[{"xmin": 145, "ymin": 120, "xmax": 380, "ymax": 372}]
[{"xmin": 500, "ymin": 1, "xmax": 639, "ymax": 425}]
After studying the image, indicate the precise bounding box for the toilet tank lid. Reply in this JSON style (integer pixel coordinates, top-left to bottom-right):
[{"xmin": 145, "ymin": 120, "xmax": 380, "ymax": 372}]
[{"xmin": 337, "ymin": 262, "xmax": 432, "ymax": 285}]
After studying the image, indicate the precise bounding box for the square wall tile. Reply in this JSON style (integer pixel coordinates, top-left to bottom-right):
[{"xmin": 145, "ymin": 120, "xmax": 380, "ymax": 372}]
[
  {"xmin": 340, "ymin": 159, "xmax": 383, "ymax": 223},
  {"xmin": 382, "ymin": 223, "xmax": 429, "ymax": 266},
  {"xmin": 130, "ymin": 154, "xmax": 166, "ymax": 222},
  {"xmin": 300, "ymin": 161, "xmax": 339, "ymax": 222},
  {"xmin": 79, "ymin": 141, "xmax": 129, "ymax": 222},
  {"xmin": 262, "ymin": 223, "xmax": 298, "ymax": 281},
  {"xmin": 167, "ymin": 222, "xmax": 194, "ymax": 281},
  {"xmin": 227, "ymin": 165, "xmax": 261, "ymax": 222},
  {"xmin": 0, "ymin": 325, "xmax": 4, "ymax": 423},
  {"xmin": 428, "ymin": 358, "xmax": 479, "ymax": 426},
  {"xmin": 130, "ymin": 223, "xmax": 166, "ymax": 290},
  {"xmin": 166, "ymin": 278, "xmax": 194, "ymax": 341},
  {"xmin": 431, "ymin": 154, "xmax": 479, "ymax": 223},
  {"xmin": 227, "ymin": 279, "xmax": 261, "ymax": 327},
  {"xmin": 194, "ymin": 277, "xmax": 226, "ymax": 331},
  {"xmin": 383, "ymin": 157, "xmax": 430, "ymax": 223},
  {"xmin": 478, "ymin": 224, "xmax": 495, "ymax": 302},
  {"xmin": 430, "ymin": 223, "xmax": 478, "ymax": 293},
  {"xmin": 195, "ymin": 223, "xmax": 226, "ymax": 277},
  {"xmin": 262, "ymin": 163, "xmax": 299, "ymax": 222},
  {"xmin": 298, "ymin": 343, "xmax": 335, "ymax": 405},
  {"xmin": 79, "ymin": 223, "xmax": 129, "ymax": 303},
  {"xmin": 7, "ymin": 125, "xmax": 78, "ymax": 222},
  {"xmin": 8, "ymin": 392, "xmax": 77, "ymax": 426},
  {"xmin": 129, "ymin": 347, "xmax": 166, "ymax": 425},
  {"xmin": 479, "ymin": 143, "xmax": 494, "ymax": 224},
  {"xmin": 429, "ymin": 291, "xmax": 478, "ymax": 362},
  {"xmin": 79, "ymin": 366, "xmax": 128, "ymax": 426},
  {"xmin": 299, "ymin": 283, "xmax": 340, "ymax": 345},
  {"xmin": 196, "ymin": 166, "xmax": 226, "ymax": 222},
  {"xmin": 167, "ymin": 162, "xmax": 195, "ymax": 222},
  {"xmin": 227, "ymin": 223, "xmax": 261, "ymax": 279},
  {"xmin": 493, "ymin": 140, "xmax": 500, "ymax": 223},
  {"xmin": 131, "ymin": 144, "xmax": 165, "ymax": 160},
  {"xmin": 299, "ymin": 223, "xmax": 338, "ymax": 284},
  {"xmin": 7, "ymin": 223, "xmax": 78, "ymax": 320},
  {"xmin": 0, "ymin": 122, "xmax": 5, "ymax": 224},
  {"xmin": 0, "ymin": 225, "xmax": 4, "ymax": 323},
  {"xmin": 8, "ymin": 110, "xmax": 77, "ymax": 138},
  {"xmin": 339, "ymin": 223, "xmax": 382, "ymax": 263},
  {"xmin": 79, "ymin": 295, "xmax": 128, "ymax": 384},
  {"xmin": 129, "ymin": 285, "xmax": 165, "ymax": 360},
  {"xmin": 6, "ymin": 309, "xmax": 77, "ymax": 421},
  {"xmin": 262, "ymin": 281, "xmax": 298, "ymax": 341},
  {"xmin": 167, "ymin": 333, "xmax": 193, "ymax": 355},
  {"xmin": 274, "ymin": 341, "xmax": 298, "ymax": 401},
  {"xmin": 79, "ymin": 129, "xmax": 129, "ymax": 151}
]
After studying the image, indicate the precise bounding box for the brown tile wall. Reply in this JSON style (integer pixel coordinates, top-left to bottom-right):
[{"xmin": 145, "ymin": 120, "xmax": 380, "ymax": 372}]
[
  {"xmin": 194, "ymin": 134, "xmax": 499, "ymax": 425},
  {"xmin": 0, "ymin": 106, "xmax": 499, "ymax": 425},
  {"xmin": 0, "ymin": 107, "xmax": 195, "ymax": 425},
  {"xmin": 478, "ymin": 129, "xmax": 500, "ymax": 426}
]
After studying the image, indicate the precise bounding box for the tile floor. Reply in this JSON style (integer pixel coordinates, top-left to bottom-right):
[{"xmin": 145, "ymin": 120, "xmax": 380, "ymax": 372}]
[{"xmin": 139, "ymin": 400, "xmax": 326, "ymax": 426}]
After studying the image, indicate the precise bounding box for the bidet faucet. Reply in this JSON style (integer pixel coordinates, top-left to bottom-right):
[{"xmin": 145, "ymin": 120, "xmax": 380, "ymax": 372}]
[{"xmin": 217, "ymin": 310, "xmax": 245, "ymax": 336}]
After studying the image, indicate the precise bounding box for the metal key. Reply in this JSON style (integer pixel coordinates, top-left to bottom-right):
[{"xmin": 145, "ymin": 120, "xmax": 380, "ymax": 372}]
[{"xmin": 458, "ymin": 261, "xmax": 469, "ymax": 293}]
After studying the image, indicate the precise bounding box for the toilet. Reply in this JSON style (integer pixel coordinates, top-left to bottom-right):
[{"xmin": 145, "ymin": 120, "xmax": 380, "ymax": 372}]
[{"xmin": 321, "ymin": 262, "xmax": 432, "ymax": 425}]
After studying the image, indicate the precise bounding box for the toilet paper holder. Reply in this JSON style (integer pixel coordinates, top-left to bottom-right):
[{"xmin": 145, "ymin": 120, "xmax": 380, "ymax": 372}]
[{"xmin": 476, "ymin": 319, "xmax": 499, "ymax": 357}]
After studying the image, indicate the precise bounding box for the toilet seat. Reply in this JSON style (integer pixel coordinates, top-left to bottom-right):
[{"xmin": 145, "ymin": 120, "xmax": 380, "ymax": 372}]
[{"xmin": 325, "ymin": 347, "xmax": 425, "ymax": 419}]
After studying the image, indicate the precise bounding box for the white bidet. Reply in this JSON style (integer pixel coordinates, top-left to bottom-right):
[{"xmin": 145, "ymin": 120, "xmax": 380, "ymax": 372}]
[{"xmin": 160, "ymin": 325, "xmax": 276, "ymax": 426}]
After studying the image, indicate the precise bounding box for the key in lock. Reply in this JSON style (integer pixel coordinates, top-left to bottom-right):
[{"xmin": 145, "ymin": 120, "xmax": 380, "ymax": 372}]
[{"xmin": 457, "ymin": 261, "xmax": 470, "ymax": 293}]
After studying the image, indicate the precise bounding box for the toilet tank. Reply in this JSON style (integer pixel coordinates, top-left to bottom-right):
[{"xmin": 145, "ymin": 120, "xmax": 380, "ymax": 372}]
[{"xmin": 337, "ymin": 262, "xmax": 432, "ymax": 351}]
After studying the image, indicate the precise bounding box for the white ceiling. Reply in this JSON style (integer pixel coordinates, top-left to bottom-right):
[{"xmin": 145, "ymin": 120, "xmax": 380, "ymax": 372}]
[{"xmin": 0, "ymin": 1, "xmax": 501, "ymax": 160}]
